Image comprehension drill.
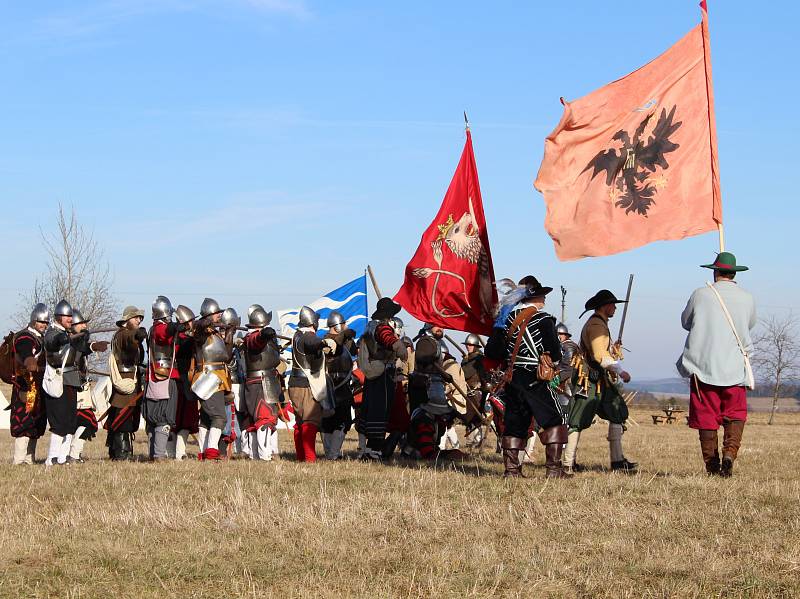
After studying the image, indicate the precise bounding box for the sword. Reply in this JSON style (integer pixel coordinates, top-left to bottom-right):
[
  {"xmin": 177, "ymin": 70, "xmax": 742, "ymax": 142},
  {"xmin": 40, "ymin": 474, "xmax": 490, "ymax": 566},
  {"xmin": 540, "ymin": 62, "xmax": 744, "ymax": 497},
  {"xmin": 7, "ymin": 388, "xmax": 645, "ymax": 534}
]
[{"xmin": 616, "ymin": 274, "xmax": 634, "ymax": 348}]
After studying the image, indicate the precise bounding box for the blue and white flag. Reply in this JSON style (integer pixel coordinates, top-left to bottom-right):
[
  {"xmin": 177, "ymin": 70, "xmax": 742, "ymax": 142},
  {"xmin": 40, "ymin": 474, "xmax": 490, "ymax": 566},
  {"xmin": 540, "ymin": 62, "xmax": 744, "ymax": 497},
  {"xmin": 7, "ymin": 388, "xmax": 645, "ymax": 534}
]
[{"xmin": 277, "ymin": 275, "xmax": 368, "ymax": 340}]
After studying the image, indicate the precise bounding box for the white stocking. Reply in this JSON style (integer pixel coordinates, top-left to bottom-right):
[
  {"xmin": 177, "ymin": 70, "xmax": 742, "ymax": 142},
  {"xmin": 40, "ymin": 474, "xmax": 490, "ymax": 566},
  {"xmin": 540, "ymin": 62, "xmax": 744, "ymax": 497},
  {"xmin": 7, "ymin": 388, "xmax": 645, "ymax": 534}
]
[
  {"xmin": 196, "ymin": 427, "xmax": 209, "ymax": 454},
  {"xmin": 175, "ymin": 429, "xmax": 189, "ymax": 460},
  {"xmin": 46, "ymin": 433, "xmax": 63, "ymax": 465},
  {"xmin": 256, "ymin": 427, "xmax": 271, "ymax": 461}
]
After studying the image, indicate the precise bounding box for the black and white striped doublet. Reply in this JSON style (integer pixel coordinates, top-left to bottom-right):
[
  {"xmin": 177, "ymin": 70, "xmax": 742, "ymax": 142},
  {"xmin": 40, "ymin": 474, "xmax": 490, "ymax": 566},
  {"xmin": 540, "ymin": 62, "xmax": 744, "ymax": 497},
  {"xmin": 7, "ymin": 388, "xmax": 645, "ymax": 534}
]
[{"xmin": 504, "ymin": 308, "xmax": 556, "ymax": 372}]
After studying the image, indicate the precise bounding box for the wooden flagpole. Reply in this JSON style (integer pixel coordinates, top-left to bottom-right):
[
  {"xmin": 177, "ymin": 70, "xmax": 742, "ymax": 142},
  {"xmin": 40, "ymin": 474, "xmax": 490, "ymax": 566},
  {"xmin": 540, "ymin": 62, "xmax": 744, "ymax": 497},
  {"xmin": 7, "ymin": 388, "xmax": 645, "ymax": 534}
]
[{"xmin": 366, "ymin": 265, "xmax": 382, "ymax": 299}]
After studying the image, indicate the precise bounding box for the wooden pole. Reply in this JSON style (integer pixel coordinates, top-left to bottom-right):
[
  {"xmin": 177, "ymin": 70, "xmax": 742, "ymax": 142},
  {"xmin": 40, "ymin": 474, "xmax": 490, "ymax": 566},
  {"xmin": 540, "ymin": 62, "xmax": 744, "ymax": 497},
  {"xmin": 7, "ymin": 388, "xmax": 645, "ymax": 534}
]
[
  {"xmin": 443, "ymin": 333, "xmax": 467, "ymax": 358},
  {"xmin": 718, "ymin": 222, "xmax": 725, "ymax": 253},
  {"xmin": 367, "ymin": 264, "xmax": 382, "ymax": 298}
]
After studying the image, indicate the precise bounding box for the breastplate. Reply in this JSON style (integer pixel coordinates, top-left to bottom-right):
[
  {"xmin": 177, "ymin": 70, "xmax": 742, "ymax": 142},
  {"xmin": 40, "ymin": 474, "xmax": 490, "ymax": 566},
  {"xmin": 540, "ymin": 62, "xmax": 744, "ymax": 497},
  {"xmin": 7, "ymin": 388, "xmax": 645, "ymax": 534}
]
[
  {"xmin": 292, "ymin": 334, "xmax": 323, "ymax": 374},
  {"xmin": 149, "ymin": 328, "xmax": 175, "ymax": 372},
  {"xmin": 197, "ymin": 332, "xmax": 229, "ymax": 365},
  {"xmin": 45, "ymin": 328, "xmax": 72, "ymax": 368},
  {"xmin": 245, "ymin": 342, "xmax": 281, "ymax": 374}
]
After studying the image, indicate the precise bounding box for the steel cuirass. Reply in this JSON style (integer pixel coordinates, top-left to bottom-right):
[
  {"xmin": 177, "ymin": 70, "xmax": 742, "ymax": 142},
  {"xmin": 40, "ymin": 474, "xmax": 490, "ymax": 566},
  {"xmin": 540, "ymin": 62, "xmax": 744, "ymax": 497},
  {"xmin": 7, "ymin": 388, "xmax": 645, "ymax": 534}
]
[
  {"xmin": 291, "ymin": 333, "xmax": 324, "ymax": 375},
  {"xmin": 245, "ymin": 341, "xmax": 281, "ymax": 378},
  {"xmin": 149, "ymin": 327, "xmax": 175, "ymax": 376},
  {"xmin": 196, "ymin": 331, "xmax": 229, "ymax": 367},
  {"xmin": 44, "ymin": 326, "xmax": 72, "ymax": 369},
  {"xmin": 326, "ymin": 342, "xmax": 353, "ymax": 384}
]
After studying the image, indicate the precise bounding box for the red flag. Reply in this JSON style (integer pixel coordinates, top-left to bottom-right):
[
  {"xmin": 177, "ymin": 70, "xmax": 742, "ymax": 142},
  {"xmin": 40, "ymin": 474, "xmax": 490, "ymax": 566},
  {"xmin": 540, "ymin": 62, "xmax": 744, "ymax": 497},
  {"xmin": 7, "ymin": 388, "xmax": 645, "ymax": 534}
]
[
  {"xmin": 394, "ymin": 130, "xmax": 497, "ymax": 335},
  {"xmin": 534, "ymin": 4, "xmax": 722, "ymax": 261}
]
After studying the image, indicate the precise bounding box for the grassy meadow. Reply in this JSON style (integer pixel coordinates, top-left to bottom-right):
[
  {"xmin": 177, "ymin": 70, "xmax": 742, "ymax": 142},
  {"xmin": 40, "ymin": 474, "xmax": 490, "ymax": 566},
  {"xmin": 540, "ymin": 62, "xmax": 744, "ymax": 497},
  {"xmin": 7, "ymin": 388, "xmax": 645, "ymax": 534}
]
[{"xmin": 1, "ymin": 408, "xmax": 799, "ymax": 598}]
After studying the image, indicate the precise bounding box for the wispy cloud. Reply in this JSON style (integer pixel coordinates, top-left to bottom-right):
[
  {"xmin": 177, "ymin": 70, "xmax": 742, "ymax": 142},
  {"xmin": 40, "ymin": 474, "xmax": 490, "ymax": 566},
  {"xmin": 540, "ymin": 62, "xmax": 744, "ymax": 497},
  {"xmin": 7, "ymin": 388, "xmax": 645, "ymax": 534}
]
[{"xmin": 16, "ymin": 0, "xmax": 312, "ymax": 45}]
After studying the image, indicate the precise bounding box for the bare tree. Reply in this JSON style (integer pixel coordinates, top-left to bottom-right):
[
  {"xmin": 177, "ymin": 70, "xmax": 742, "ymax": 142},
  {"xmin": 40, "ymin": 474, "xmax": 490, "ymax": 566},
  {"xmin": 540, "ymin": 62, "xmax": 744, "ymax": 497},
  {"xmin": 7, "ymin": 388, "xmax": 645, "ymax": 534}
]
[
  {"xmin": 752, "ymin": 314, "xmax": 800, "ymax": 425},
  {"xmin": 15, "ymin": 203, "xmax": 117, "ymax": 328}
]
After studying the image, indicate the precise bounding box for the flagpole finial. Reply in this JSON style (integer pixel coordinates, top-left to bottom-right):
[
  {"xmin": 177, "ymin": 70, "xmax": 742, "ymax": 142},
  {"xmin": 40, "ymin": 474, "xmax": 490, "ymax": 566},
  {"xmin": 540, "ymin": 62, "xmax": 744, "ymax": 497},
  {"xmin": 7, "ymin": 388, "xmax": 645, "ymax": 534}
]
[{"xmin": 464, "ymin": 111, "xmax": 470, "ymax": 132}]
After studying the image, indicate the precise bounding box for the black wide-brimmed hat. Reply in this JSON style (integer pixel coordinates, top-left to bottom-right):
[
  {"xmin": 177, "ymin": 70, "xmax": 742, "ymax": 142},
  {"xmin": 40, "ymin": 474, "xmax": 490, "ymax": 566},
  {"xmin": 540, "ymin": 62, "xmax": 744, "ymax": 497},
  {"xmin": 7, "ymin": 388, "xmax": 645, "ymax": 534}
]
[
  {"xmin": 517, "ymin": 275, "xmax": 553, "ymax": 298},
  {"xmin": 372, "ymin": 297, "xmax": 402, "ymax": 320},
  {"xmin": 580, "ymin": 290, "xmax": 627, "ymax": 317}
]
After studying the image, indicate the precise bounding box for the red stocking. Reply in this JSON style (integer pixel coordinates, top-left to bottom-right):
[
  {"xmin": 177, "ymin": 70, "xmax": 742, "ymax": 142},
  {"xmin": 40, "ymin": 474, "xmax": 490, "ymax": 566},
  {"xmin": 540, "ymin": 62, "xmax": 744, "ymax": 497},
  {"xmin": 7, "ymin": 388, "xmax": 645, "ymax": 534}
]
[
  {"xmin": 301, "ymin": 422, "xmax": 318, "ymax": 463},
  {"xmin": 293, "ymin": 424, "xmax": 306, "ymax": 462}
]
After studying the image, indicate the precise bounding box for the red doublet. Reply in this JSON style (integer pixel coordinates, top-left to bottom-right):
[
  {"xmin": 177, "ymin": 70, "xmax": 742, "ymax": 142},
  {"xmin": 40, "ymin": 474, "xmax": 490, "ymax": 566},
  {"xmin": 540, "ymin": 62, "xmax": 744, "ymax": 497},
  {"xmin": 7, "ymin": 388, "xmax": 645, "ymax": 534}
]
[{"xmin": 149, "ymin": 321, "xmax": 180, "ymax": 381}]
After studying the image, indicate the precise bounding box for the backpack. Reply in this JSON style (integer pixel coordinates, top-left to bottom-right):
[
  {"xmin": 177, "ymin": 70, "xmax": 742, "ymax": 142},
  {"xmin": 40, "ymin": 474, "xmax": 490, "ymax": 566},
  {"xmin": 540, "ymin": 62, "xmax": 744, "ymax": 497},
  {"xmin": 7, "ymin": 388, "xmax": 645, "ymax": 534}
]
[{"xmin": 0, "ymin": 331, "xmax": 17, "ymax": 385}]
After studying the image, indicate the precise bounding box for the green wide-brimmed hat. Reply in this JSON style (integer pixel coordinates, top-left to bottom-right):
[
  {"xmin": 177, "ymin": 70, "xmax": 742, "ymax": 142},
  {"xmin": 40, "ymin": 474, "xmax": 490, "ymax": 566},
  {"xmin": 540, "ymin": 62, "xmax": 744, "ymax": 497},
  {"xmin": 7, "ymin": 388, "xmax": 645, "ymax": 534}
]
[
  {"xmin": 116, "ymin": 305, "xmax": 145, "ymax": 327},
  {"xmin": 701, "ymin": 252, "xmax": 748, "ymax": 272}
]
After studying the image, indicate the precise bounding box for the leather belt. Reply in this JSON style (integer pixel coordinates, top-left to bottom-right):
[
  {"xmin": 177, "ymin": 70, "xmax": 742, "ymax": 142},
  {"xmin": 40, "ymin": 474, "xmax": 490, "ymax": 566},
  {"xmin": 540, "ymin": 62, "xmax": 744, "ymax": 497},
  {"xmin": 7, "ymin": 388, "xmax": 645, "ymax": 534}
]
[{"xmin": 290, "ymin": 369, "xmax": 307, "ymax": 379}]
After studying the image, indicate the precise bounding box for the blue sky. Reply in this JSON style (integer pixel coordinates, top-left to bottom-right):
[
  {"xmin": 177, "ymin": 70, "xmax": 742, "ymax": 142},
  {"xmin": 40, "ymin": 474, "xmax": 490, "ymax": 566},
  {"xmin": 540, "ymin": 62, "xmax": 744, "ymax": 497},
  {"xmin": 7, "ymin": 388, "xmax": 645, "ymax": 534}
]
[{"xmin": 1, "ymin": 0, "xmax": 797, "ymax": 378}]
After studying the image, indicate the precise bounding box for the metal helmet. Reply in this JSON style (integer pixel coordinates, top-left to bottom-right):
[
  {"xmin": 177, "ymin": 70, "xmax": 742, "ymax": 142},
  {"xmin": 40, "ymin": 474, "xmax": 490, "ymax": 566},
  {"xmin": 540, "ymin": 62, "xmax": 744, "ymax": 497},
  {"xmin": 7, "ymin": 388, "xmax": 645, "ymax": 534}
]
[
  {"xmin": 221, "ymin": 307, "xmax": 241, "ymax": 328},
  {"xmin": 247, "ymin": 304, "xmax": 264, "ymax": 318},
  {"xmin": 556, "ymin": 323, "xmax": 571, "ymax": 337},
  {"xmin": 464, "ymin": 333, "xmax": 481, "ymax": 347},
  {"xmin": 200, "ymin": 297, "xmax": 223, "ymax": 318},
  {"xmin": 175, "ymin": 304, "xmax": 196, "ymax": 324},
  {"xmin": 152, "ymin": 295, "xmax": 174, "ymax": 321},
  {"xmin": 298, "ymin": 306, "xmax": 319, "ymax": 329},
  {"xmin": 29, "ymin": 303, "xmax": 50, "ymax": 324},
  {"xmin": 439, "ymin": 340, "xmax": 451, "ymax": 357},
  {"xmin": 327, "ymin": 311, "xmax": 345, "ymax": 329},
  {"xmin": 71, "ymin": 309, "xmax": 89, "ymax": 327},
  {"xmin": 248, "ymin": 307, "xmax": 272, "ymax": 328},
  {"xmin": 54, "ymin": 299, "xmax": 73, "ymax": 318}
]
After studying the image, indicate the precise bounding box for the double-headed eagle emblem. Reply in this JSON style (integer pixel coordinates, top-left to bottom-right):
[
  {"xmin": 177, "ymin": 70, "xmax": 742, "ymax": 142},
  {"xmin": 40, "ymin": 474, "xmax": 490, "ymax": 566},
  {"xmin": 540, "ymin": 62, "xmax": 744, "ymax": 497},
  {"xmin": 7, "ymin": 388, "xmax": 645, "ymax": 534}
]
[{"xmin": 583, "ymin": 105, "xmax": 682, "ymax": 216}]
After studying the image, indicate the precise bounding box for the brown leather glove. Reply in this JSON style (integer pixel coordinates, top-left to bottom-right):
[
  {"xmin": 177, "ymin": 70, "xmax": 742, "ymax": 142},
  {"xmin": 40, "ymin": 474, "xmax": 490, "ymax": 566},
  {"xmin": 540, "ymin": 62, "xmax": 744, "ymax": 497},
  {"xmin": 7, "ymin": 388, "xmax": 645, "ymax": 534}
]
[
  {"xmin": 23, "ymin": 357, "xmax": 39, "ymax": 373},
  {"xmin": 91, "ymin": 340, "xmax": 109, "ymax": 352}
]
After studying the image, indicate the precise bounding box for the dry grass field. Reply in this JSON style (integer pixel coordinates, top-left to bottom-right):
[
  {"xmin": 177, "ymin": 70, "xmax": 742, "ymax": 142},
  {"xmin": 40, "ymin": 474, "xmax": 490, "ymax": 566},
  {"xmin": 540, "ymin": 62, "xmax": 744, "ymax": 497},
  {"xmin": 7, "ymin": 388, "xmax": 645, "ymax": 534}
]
[{"xmin": 1, "ymin": 408, "xmax": 799, "ymax": 598}]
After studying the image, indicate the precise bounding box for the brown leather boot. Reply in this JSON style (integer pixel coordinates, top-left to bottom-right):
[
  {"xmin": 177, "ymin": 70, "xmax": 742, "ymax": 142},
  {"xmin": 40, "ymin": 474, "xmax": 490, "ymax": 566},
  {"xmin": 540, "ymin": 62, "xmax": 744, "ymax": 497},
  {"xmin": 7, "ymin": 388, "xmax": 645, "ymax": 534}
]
[
  {"xmin": 721, "ymin": 419, "xmax": 745, "ymax": 477},
  {"xmin": 699, "ymin": 429, "xmax": 720, "ymax": 475},
  {"xmin": 501, "ymin": 436, "xmax": 526, "ymax": 478},
  {"xmin": 539, "ymin": 425, "xmax": 572, "ymax": 479}
]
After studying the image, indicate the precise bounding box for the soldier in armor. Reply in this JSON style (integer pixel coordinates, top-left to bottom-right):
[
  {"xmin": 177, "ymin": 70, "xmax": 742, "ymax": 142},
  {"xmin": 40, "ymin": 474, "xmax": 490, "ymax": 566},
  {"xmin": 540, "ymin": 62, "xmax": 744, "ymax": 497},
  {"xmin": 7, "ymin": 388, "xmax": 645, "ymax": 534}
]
[
  {"xmin": 43, "ymin": 300, "xmax": 108, "ymax": 466},
  {"xmin": 241, "ymin": 305, "xmax": 281, "ymax": 460},
  {"xmin": 227, "ymin": 330, "xmax": 248, "ymax": 458},
  {"xmin": 105, "ymin": 306, "xmax": 147, "ymax": 461},
  {"xmin": 461, "ymin": 333, "xmax": 488, "ymax": 447},
  {"xmin": 171, "ymin": 305, "xmax": 199, "ymax": 460},
  {"xmin": 216, "ymin": 308, "xmax": 242, "ymax": 458},
  {"xmin": 66, "ymin": 309, "xmax": 102, "ymax": 463},
  {"xmin": 406, "ymin": 374, "xmax": 462, "ymax": 461},
  {"xmin": 191, "ymin": 298, "xmax": 235, "ymax": 461},
  {"xmin": 567, "ymin": 290, "xmax": 637, "ymax": 474},
  {"xmin": 438, "ymin": 340, "xmax": 468, "ymax": 451},
  {"xmin": 9, "ymin": 303, "xmax": 50, "ymax": 465},
  {"xmin": 142, "ymin": 296, "xmax": 183, "ymax": 462},
  {"xmin": 356, "ymin": 298, "xmax": 407, "ymax": 460},
  {"xmin": 288, "ymin": 306, "xmax": 336, "ymax": 462},
  {"xmin": 321, "ymin": 311, "xmax": 357, "ymax": 460}
]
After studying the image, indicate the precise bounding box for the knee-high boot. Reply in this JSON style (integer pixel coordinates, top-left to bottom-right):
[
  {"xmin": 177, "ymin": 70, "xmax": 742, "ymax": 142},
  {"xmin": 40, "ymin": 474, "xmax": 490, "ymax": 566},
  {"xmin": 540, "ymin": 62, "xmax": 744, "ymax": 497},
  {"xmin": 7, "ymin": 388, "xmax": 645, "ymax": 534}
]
[
  {"xmin": 539, "ymin": 425, "xmax": 572, "ymax": 479},
  {"xmin": 721, "ymin": 419, "xmax": 745, "ymax": 477},
  {"xmin": 501, "ymin": 436, "xmax": 526, "ymax": 478},
  {"xmin": 699, "ymin": 429, "xmax": 720, "ymax": 474}
]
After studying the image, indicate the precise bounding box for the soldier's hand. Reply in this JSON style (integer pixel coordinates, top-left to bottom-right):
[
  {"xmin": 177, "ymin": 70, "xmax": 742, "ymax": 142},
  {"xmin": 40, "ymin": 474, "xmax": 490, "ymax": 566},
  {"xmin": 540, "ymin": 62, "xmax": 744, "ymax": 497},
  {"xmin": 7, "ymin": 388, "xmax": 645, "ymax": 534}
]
[
  {"xmin": 322, "ymin": 338, "xmax": 336, "ymax": 354},
  {"xmin": 260, "ymin": 327, "xmax": 276, "ymax": 341},
  {"xmin": 23, "ymin": 357, "xmax": 39, "ymax": 373},
  {"xmin": 92, "ymin": 340, "xmax": 110, "ymax": 353},
  {"xmin": 620, "ymin": 371, "xmax": 631, "ymax": 383},
  {"xmin": 233, "ymin": 337, "xmax": 244, "ymax": 348},
  {"xmin": 135, "ymin": 327, "xmax": 148, "ymax": 342}
]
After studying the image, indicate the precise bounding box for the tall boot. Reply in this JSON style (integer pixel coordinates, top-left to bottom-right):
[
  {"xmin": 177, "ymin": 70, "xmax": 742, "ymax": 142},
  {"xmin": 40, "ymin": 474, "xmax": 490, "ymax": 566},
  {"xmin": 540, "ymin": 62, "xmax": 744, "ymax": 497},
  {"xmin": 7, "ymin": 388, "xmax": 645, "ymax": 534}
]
[
  {"xmin": 301, "ymin": 423, "xmax": 318, "ymax": 463},
  {"xmin": 293, "ymin": 424, "xmax": 306, "ymax": 461},
  {"xmin": 698, "ymin": 429, "xmax": 720, "ymax": 475},
  {"xmin": 720, "ymin": 419, "xmax": 745, "ymax": 477},
  {"xmin": 539, "ymin": 425, "xmax": 572, "ymax": 479},
  {"xmin": 562, "ymin": 430, "xmax": 581, "ymax": 473},
  {"xmin": 382, "ymin": 431, "xmax": 403, "ymax": 460},
  {"xmin": 120, "ymin": 432, "xmax": 133, "ymax": 461},
  {"xmin": 501, "ymin": 436, "xmax": 527, "ymax": 478},
  {"xmin": 12, "ymin": 437, "xmax": 28, "ymax": 465}
]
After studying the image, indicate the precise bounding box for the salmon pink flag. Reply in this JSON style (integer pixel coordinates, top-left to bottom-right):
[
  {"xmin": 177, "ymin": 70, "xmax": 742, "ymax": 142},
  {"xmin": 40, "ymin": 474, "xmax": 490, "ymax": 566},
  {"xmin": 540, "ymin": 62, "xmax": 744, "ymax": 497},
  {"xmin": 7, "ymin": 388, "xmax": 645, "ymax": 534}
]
[
  {"xmin": 394, "ymin": 130, "xmax": 497, "ymax": 335},
  {"xmin": 534, "ymin": 2, "xmax": 722, "ymax": 261}
]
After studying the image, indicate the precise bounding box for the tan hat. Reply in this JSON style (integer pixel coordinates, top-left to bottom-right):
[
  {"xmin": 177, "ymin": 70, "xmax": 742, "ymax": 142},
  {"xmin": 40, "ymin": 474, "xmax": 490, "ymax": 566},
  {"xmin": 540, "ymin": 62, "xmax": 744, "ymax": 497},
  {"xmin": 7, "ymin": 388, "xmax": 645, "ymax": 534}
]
[{"xmin": 116, "ymin": 305, "xmax": 145, "ymax": 327}]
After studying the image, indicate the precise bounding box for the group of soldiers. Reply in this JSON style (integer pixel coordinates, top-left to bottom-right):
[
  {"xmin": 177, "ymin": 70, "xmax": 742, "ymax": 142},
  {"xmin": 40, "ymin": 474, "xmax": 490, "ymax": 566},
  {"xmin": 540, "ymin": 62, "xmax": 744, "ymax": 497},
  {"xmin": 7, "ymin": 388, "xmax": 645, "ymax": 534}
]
[
  {"xmin": 5, "ymin": 279, "xmax": 639, "ymax": 477},
  {"xmin": 7, "ymin": 252, "xmax": 755, "ymax": 478}
]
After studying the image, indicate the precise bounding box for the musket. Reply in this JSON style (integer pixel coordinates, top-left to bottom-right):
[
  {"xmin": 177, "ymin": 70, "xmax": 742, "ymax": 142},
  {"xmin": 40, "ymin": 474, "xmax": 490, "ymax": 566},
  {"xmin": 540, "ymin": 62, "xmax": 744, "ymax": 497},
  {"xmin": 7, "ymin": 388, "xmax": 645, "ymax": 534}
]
[
  {"xmin": 443, "ymin": 333, "xmax": 467, "ymax": 358},
  {"xmin": 616, "ymin": 274, "xmax": 634, "ymax": 348},
  {"xmin": 70, "ymin": 326, "xmax": 117, "ymax": 339},
  {"xmin": 432, "ymin": 362, "xmax": 487, "ymax": 425}
]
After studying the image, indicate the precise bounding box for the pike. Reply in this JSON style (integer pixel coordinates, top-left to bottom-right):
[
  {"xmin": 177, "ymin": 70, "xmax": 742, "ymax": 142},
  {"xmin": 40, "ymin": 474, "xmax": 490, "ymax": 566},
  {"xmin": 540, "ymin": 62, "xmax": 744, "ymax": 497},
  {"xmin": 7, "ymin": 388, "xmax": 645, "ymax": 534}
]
[
  {"xmin": 432, "ymin": 362, "xmax": 486, "ymax": 425},
  {"xmin": 443, "ymin": 333, "xmax": 467, "ymax": 358},
  {"xmin": 367, "ymin": 264, "xmax": 382, "ymax": 298}
]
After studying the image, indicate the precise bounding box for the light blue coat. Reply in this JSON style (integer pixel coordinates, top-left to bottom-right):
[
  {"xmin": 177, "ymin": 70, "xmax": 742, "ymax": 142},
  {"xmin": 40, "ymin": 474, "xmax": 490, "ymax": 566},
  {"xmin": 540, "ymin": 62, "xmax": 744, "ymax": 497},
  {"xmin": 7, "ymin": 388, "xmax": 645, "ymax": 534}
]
[{"xmin": 677, "ymin": 280, "xmax": 757, "ymax": 387}]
